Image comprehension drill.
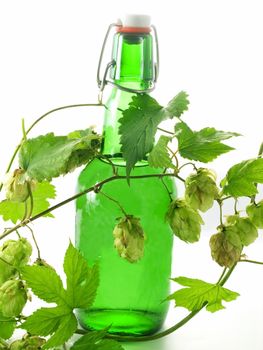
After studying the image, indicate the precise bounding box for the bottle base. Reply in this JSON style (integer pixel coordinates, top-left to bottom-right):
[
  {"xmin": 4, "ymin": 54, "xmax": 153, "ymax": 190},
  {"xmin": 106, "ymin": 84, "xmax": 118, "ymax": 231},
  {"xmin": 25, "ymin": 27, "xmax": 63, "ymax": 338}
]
[{"xmin": 77, "ymin": 308, "xmax": 164, "ymax": 336}]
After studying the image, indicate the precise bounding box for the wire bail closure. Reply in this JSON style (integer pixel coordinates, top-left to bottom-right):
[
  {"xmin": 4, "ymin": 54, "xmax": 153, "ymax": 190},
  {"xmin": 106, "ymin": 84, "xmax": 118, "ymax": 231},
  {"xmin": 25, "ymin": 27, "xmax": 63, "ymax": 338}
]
[{"xmin": 97, "ymin": 22, "xmax": 159, "ymax": 102}]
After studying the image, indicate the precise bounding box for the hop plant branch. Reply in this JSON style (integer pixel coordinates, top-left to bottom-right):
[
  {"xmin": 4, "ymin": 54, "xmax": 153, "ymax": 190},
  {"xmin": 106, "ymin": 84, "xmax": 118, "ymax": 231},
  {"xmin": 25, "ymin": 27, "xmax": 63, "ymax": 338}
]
[
  {"xmin": 0, "ymin": 172, "xmax": 185, "ymax": 242},
  {"xmin": 0, "ymin": 102, "xmax": 104, "ymax": 192}
]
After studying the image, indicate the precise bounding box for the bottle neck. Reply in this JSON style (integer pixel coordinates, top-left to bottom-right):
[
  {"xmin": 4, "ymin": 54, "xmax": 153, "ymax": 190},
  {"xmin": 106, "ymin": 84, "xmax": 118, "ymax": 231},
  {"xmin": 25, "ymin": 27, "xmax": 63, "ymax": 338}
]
[{"xmin": 101, "ymin": 31, "xmax": 154, "ymax": 159}]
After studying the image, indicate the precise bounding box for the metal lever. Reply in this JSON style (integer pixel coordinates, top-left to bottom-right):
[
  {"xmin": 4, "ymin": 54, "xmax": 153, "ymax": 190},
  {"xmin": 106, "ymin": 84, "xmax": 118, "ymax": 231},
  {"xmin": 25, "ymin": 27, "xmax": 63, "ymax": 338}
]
[{"xmin": 97, "ymin": 22, "xmax": 159, "ymax": 100}]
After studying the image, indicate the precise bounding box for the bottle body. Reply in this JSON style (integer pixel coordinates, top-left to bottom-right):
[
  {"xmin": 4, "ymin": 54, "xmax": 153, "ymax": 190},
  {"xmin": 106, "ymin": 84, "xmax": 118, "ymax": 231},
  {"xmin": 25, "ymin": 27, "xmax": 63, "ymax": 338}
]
[
  {"xmin": 76, "ymin": 160, "xmax": 175, "ymax": 335},
  {"xmin": 75, "ymin": 25, "xmax": 176, "ymax": 335}
]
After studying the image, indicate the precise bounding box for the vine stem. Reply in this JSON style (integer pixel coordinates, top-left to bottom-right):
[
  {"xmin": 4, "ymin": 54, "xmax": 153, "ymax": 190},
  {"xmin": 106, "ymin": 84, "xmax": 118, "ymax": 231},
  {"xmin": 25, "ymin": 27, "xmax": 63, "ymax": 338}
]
[
  {"xmin": 0, "ymin": 103, "xmax": 104, "ymax": 192},
  {"xmin": 157, "ymin": 127, "xmax": 174, "ymax": 135},
  {"xmin": 216, "ymin": 199, "xmax": 224, "ymax": 226},
  {"xmin": 0, "ymin": 173, "xmax": 184, "ymax": 241},
  {"xmin": 25, "ymin": 224, "xmax": 41, "ymax": 260},
  {"xmin": 75, "ymin": 265, "xmax": 237, "ymax": 342},
  {"xmin": 239, "ymin": 259, "xmax": 263, "ymax": 265},
  {"xmin": 178, "ymin": 162, "xmax": 198, "ymax": 172},
  {"xmin": 98, "ymin": 191, "xmax": 128, "ymax": 216}
]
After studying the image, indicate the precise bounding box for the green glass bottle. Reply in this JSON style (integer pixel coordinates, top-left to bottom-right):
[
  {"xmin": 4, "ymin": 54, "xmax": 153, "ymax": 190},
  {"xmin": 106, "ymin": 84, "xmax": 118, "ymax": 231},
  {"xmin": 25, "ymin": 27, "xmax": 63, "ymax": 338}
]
[{"xmin": 75, "ymin": 15, "xmax": 176, "ymax": 336}]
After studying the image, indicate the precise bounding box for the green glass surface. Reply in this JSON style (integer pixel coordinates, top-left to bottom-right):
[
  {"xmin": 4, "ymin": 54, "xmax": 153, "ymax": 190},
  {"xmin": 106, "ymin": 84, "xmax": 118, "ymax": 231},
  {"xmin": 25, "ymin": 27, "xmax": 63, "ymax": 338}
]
[{"xmin": 75, "ymin": 30, "xmax": 176, "ymax": 336}]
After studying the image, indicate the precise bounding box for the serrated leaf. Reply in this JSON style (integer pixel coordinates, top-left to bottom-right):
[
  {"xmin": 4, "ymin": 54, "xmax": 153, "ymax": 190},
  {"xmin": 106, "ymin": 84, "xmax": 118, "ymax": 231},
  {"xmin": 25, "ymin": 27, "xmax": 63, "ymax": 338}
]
[
  {"xmin": 0, "ymin": 181, "xmax": 56, "ymax": 224},
  {"xmin": 21, "ymin": 306, "xmax": 71, "ymax": 336},
  {"xmin": 222, "ymin": 158, "xmax": 263, "ymax": 196},
  {"xmin": 119, "ymin": 94, "xmax": 165, "ymax": 177},
  {"xmin": 166, "ymin": 91, "xmax": 190, "ymax": 118},
  {"xmin": 0, "ymin": 312, "xmax": 16, "ymax": 339},
  {"xmin": 21, "ymin": 243, "xmax": 99, "ymax": 349},
  {"xmin": 70, "ymin": 329, "xmax": 124, "ymax": 350},
  {"xmin": 43, "ymin": 312, "xmax": 77, "ymax": 349},
  {"xmin": 167, "ymin": 276, "xmax": 239, "ymax": 313},
  {"xmin": 21, "ymin": 265, "xmax": 67, "ymax": 305},
  {"xmin": 174, "ymin": 122, "xmax": 240, "ymax": 162},
  {"xmin": 63, "ymin": 242, "xmax": 99, "ymax": 309},
  {"xmin": 18, "ymin": 129, "xmax": 100, "ymax": 182},
  {"xmin": 148, "ymin": 135, "xmax": 174, "ymax": 168}
]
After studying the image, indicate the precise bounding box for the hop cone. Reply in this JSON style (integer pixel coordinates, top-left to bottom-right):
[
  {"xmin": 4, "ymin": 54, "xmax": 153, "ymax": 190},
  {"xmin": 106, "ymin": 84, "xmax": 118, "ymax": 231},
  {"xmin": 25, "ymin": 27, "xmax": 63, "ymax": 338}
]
[
  {"xmin": 0, "ymin": 280, "xmax": 27, "ymax": 317},
  {"xmin": 185, "ymin": 168, "xmax": 219, "ymax": 212},
  {"xmin": 210, "ymin": 226, "xmax": 242, "ymax": 267},
  {"xmin": 0, "ymin": 238, "xmax": 32, "ymax": 267},
  {"xmin": 3, "ymin": 169, "xmax": 32, "ymax": 202},
  {"xmin": 0, "ymin": 238, "xmax": 32, "ymax": 285},
  {"xmin": 113, "ymin": 215, "xmax": 145, "ymax": 263},
  {"xmin": 0, "ymin": 257, "xmax": 16, "ymax": 286},
  {"xmin": 246, "ymin": 200, "xmax": 263, "ymax": 229},
  {"xmin": 226, "ymin": 215, "xmax": 258, "ymax": 246},
  {"xmin": 10, "ymin": 336, "xmax": 46, "ymax": 350},
  {"xmin": 166, "ymin": 199, "xmax": 204, "ymax": 243}
]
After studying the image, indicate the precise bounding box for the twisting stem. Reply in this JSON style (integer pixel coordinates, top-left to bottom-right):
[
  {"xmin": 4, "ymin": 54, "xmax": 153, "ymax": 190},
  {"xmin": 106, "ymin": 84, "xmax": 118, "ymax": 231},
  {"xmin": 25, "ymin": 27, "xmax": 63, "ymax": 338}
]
[
  {"xmin": 25, "ymin": 225, "xmax": 41, "ymax": 260},
  {"xmin": 167, "ymin": 147, "xmax": 179, "ymax": 168},
  {"xmin": 221, "ymin": 196, "xmax": 232, "ymax": 202},
  {"xmin": 219, "ymin": 263, "xmax": 237, "ymax": 285},
  {"xmin": 97, "ymin": 155, "xmax": 117, "ymax": 176},
  {"xmin": 160, "ymin": 177, "xmax": 173, "ymax": 201},
  {"xmin": 75, "ymin": 264, "xmax": 237, "ymax": 342},
  {"xmin": 217, "ymin": 200, "xmax": 224, "ymax": 226},
  {"xmin": 27, "ymin": 184, "xmax": 34, "ymax": 219},
  {"xmin": 22, "ymin": 118, "xmax": 27, "ymax": 141},
  {"xmin": 178, "ymin": 162, "xmax": 198, "ymax": 172},
  {"xmin": 99, "ymin": 191, "xmax": 128, "ymax": 216},
  {"xmin": 0, "ymin": 103, "xmax": 104, "ymax": 192},
  {"xmin": 0, "ymin": 173, "xmax": 183, "ymax": 241},
  {"xmin": 239, "ymin": 259, "xmax": 263, "ymax": 265},
  {"xmin": 157, "ymin": 127, "xmax": 174, "ymax": 135},
  {"xmin": 175, "ymin": 174, "xmax": 185, "ymax": 183},
  {"xmin": 216, "ymin": 267, "xmax": 228, "ymax": 284}
]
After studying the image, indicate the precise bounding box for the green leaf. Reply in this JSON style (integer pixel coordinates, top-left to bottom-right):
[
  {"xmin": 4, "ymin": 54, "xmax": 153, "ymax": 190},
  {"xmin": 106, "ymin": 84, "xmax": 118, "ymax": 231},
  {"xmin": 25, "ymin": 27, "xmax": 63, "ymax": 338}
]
[
  {"xmin": 119, "ymin": 94, "xmax": 165, "ymax": 177},
  {"xmin": 43, "ymin": 312, "xmax": 77, "ymax": 349},
  {"xmin": 174, "ymin": 122, "xmax": 240, "ymax": 162},
  {"xmin": 18, "ymin": 128, "xmax": 100, "ymax": 182},
  {"xmin": 148, "ymin": 135, "xmax": 174, "ymax": 168},
  {"xmin": 21, "ymin": 306, "xmax": 77, "ymax": 349},
  {"xmin": 119, "ymin": 92, "xmax": 190, "ymax": 176},
  {"xmin": 222, "ymin": 158, "xmax": 263, "ymax": 196},
  {"xmin": 70, "ymin": 329, "xmax": 124, "ymax": 350},
  {"xmin": 21, "ymin": 265, "xmax": 67, "ymax": 305},
  {"xmin": 0, "ymin": 312, "xmax": 16, "ymax": 339},
  {"xmin": 0, "ymin": 181, "xmax": 56, "ymax": 224},
  {"xmin": 21, "ymin": 306, "xmax": 71, "ymax": 336},
  {"xmin": 21, "ymin": 243, "xmax": 99, "ymax": 349},
  {"xmin": 63, "ymin": 242, "xmax": 99, "ymax": 309},
  {"xmin": 167, "ymin": 276, "xmax": 239, "ymax": 313},
  {"xmin": 166, "ymin": 91, "xmax": 190, "ymax": 118}
]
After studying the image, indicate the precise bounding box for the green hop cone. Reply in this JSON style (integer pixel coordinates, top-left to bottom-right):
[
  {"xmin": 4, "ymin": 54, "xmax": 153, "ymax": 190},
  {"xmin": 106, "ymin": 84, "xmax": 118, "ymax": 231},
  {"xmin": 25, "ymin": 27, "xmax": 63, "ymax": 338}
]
[
  {"xmin": 209, "ymin": 226, "xmax": 242, "ymax": 267},
  {"xmin": 226, "ymin": 215, "xmax": 258, "ymax": 246},
  {"xmin": 3, "ymin": 169, "xmax": 33, "ymax": 203},
  {"xmin": 0, "ymin": 280, "xmax": 27, "ymax": 317},
  {"xmin": 10, "ymin": 336, "xmax": 46, "ymax": 350},
  {"xmin": 0, "ymin": 238, "xmax": 32, "ymax": 268},
  {"xmin": 246, "ymin": 200, "xmax": 263, "ymax": 229},
  {"xmin": 166, "ymin": 199, "xmax": 204, "ymax": 243},
  {"xmin": 0, "ymin": 256, "xmax": 16, "ymax": 286},
  {"xmin": 185, "ymin": 168, "xmax": 219, "ymax": 212},
  {"xmin": 113, "ymin": 215, "xmax": 145, "ymax": 263}
]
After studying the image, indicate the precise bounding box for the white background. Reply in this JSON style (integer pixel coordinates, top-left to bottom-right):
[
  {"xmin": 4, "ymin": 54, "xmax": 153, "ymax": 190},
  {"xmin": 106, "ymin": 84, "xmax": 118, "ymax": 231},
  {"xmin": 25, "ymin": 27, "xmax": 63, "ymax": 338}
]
[{"xmin": 0, "ymin": 1, "xmax": 263, "ymax": 349}]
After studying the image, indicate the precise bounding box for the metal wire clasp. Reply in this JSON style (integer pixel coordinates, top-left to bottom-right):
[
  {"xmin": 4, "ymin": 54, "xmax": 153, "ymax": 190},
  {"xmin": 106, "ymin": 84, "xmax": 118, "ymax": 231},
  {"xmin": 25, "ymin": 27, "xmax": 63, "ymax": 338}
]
[{"xmin": 97, "ymin": 22, "xmax": 160, "ymax": 102}]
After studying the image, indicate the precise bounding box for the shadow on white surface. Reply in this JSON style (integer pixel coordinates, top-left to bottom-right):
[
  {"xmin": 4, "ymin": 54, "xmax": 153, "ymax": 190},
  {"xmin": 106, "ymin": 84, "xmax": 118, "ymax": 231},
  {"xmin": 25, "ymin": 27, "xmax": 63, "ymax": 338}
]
[{"xmin": 123, "ymin": 338, "xmax": 169, "ymax": 350}]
